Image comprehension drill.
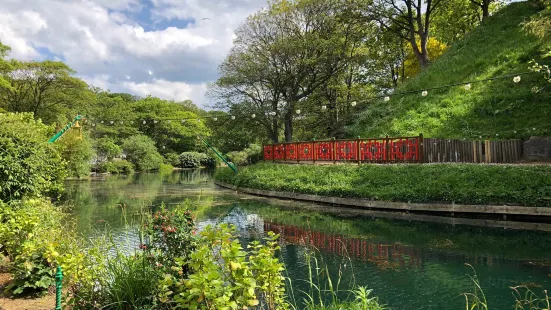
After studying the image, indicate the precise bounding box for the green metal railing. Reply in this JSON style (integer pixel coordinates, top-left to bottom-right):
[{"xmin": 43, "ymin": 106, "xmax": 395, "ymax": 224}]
[
  {"xmin": 199, "ymin": 137, "xmax": 238, "ymax": 173},
  {"xmin": 48, "ymin": 115, "xmax": 83, "ymax": 143}
]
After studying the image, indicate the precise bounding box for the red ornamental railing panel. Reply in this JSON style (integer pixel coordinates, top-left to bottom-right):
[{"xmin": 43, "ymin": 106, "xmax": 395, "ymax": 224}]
[
  {"xmin": 263, "ymin": 145, "xmax": 273, "ymax": 160},
  {"xmin": 273, "ymin": 144, "xmax": 285, "ymax": 160},
  {"xmin": 336, "ymin": 140, "xmax": 357, "ymax": 161},
  {"xmin": 360, "ymin": 140, "xmax": 386, "ymax": 161},
  {"xmin": 298, "ymin": 143, "xmax": 313, "ymax": 161},
  {"xmin": 285, "ymin": 143, "xmax": 297, "ymax": 161},
  {"xmin": 315, "ymin": 141, "xmax": 334, "ymax": 161},
  {"xmin": 263, "ymin": 135, "xmax": 422, "ymax": 163}
]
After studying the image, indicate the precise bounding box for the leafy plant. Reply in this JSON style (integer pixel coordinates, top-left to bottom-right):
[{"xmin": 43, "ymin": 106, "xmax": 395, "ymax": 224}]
[
  {"xmin": 95, "ymin": 137, "xmax": 122, "ymax": 161},
  {"xmin": 0, "ymin": 112, "xmax": 66, "ymax": 201},
  {"xmin": 57, "ymin": 130, "xmax": 95, "ymax": 178},
  {"xmin": 178, "ymin": 152, "xmax": 215, "ymax": 168},
  {"xmin": 122, "ymin": 135, "xmax": 163, "ymax": 172}
]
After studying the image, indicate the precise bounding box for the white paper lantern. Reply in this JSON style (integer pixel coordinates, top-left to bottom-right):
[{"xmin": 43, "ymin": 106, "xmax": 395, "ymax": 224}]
[
  {"xmin": 384, "ymin": 96, "xmax": 390, "ymax": 102},
  {"xmin": 351, "ymin": 101, "xmax": 357, "ymax": 107},
  {"xmin": 421, "ymin": 91, "xmax": 428, "ymax": 97},
  {"xmin": 321, "ymin": 105, "xmax": 327, "ymax": 110},
  {"xmin": 464, "ymin": 83, "xmax": 472, "ymax": 90},
  {"xmin": 101, "ymin": 121, "xmax": 104, "ymax": 124},
  {"xmin": 181, "ymin": 120, "xmax": 186, "ymax": 123},
  {"xmin": 296, "ymin": 109, "xmax": 301, "ymax": 114},
  {"xmin": 92, "ymin": 123, "xmax": 96, "ymax": 127},
  {"xmin": 231, "ymin": 115, "xmax": 236, "ymax": 120},
  {"xmin": 251, "ymin": 114, "xmax": 256, "ymax": 118},
  {"xmin": 143, "ymin": 120, "xmax": 146, "ymax": 124},
  {"xmin": 213, "ymin": 117, "xmax": 218, "ymax": 121},
  {"xmin": 513, "ymin": 76, "xmax": 521, "ymax": 83},
  {"xmin": 154, "ymin": 120, "xmax": 158, "ymax": 124},
  {"xmin": 270, "ymin": 111, "xmax": 276, "ymax": 116},
  {"xmin": 110, "ymin": 121, "xmax": 114, "ymax": 124}
]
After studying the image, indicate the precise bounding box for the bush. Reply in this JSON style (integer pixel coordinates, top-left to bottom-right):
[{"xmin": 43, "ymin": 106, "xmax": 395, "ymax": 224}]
[
  {"xmin": 164, "ymin": 152, "xmax": 180, "ymax": 167},
  {"xmin": 122, "ymin": 135, "xmax": 163, "ymax": 171},
  {"xmin": 95, "ymin": 137, "xmax": 122, "ymax": 161},
  {"xmin": 0, "ymin": 113, "xmax": 66, "ymax": 201},
  {"xmin": 178, "ymin": 152, "xmax": 201, "ymax": 168},
  {"xmin": 215, "ymin": 163, "xmax": 551, "ymax": 207},
  {"xmin": 0, "ymin": 199, "xmax": 83, "ymax": 295},
  {"xmin": 97, "ymin": 160, "xmax": 134, "ymax": 174},
  {"xmin": 227, "ymin": 144, "xmax": 262, "ymax": 166},
  {"xmin": 199, "ymin": 153, "xmax": 217, "ymax": 168},
  {"xmin": 57, "ymin": 131, "xmax": 95, "ymax": 178}
]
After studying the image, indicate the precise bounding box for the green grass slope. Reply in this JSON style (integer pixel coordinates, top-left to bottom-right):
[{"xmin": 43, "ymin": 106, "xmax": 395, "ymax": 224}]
[{"xmin": 350, "ymin": 2, "xmax": 551, "ymax": 139}]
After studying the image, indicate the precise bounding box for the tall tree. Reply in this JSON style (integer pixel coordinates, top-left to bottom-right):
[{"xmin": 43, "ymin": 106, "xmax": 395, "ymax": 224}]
[
  {"xmin": 0, "ymin": 60, "xmax": 93, "ymax": 124},
  {"xmin": 211, "ymin": 0, "xmax": 367, "ymax": 142},
  {"xmin": 370, "ymin": 0, "xmax": 445, "ymax": 69}
]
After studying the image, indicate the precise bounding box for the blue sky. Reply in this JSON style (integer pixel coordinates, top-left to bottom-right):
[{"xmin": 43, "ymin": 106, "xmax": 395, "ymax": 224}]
[{"xmin": 0, "ymin": 0, "xmax": 266, "ymax": 107}]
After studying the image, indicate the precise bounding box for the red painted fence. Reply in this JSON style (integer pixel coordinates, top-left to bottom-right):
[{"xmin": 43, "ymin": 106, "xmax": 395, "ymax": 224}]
[{"xmin": 263, "ymin": 135, "xmax": 423, "ymax": 163}]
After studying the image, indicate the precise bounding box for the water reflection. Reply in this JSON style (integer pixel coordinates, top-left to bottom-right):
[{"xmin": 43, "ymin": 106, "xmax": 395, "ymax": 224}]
[{"xmin": 62, "ymin": 170, "xmax": 551, "ymax": 310}]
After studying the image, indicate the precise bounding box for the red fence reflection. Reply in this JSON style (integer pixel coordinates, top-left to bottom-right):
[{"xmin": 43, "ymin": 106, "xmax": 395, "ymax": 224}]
[
  {"xmin": 264, "ymin": 222, "xmax": 422, "ymax": 269},
  {"xmin": 263, "ymin": 135, "xmax": 423, "ymax": 163}
]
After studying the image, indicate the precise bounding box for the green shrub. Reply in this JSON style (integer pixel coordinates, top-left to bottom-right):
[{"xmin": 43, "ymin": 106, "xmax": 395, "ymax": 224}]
[
  {"xmin": 0, "ymin": 199, "xmax": 83, "ymax": 295},
  {"xmin": 0, "ymin": 113, "xmax": 66, "ymax": 201},
  {"xmin": 57, "ymin": 131, "xmax": 95, "ymax": 178},
  {"xmin": 122, "ymin": 135, "xmax": 163, "ymax": 171},
  {"xmin": 215, "ymin": 163, "xmax": 551, "ymax": 207},
  {"xmin": 97, "ymin": 160, "xmax": 134, "ymax": 174},
  {"xmin": 95, "ymin": 137, "xmax": 122, "ymax": 161},
  {"xmin": 199, "ymin": 154, "xmax": 217, "ymax": 168},
  {"xmin": 164, "ymin": 152, "xmax": 180, "ymax": 167},
  {"xmin": 227, "ymin": 144, "xmax": 262, "ymax": 166},
  {"xmin": 178, "ymin": 152, "xmax": 202, "ymax": 168}
]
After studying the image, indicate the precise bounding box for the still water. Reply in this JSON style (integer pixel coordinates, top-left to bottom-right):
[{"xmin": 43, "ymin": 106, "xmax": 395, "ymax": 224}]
[{"xmin": 62, "ymin": 170, "xmax": 551, "ymax": 310}]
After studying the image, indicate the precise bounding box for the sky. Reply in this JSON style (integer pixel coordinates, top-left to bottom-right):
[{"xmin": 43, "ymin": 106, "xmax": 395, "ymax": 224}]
[{"xmin": 0, "ymin": 0, "xmax": 267, "ymax": 107}]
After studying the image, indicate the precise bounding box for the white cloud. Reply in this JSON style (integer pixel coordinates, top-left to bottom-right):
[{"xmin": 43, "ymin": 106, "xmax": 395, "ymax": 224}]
[{"xmin": 0, "ymin": 0, "xmax": 267, "ymax": 107}]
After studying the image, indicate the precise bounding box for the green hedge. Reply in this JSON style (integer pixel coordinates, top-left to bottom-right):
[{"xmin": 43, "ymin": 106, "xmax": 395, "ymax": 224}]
[
  {"xmin": 214, "ymin": 163, "xmax": 551, "ymax": 207},
  {"xmin": 97, "ymin": 160, "xmax": 135, "ymax": 174},
  {"xmin": 178, "ymin": 152, "xmax": 216, "ymax": 168}
]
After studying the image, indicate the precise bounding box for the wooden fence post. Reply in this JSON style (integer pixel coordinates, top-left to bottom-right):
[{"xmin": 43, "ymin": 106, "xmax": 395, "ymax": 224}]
[
  {"xmin": 312, "ymin": 139, "xmax": 316, "ymax": 164},
  {"xmin": 385, "ymin": 135, "xmax": 390, "ymax": 163},
  {"xmin": 332, "ymin": 137, "xmax": 336, "ymax": 164}
]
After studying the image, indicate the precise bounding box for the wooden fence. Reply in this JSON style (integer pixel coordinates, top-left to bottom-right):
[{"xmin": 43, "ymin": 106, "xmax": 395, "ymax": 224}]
[
  {"xmin": 423, "ymin": 138, "xmax": 523, "ymax": 163},
  {"xmin": 263, "ymin": 135, "xmax": 524, "ymax": 164}
]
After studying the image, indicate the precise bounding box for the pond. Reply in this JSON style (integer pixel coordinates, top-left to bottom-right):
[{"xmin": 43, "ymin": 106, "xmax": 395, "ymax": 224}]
[{"xmin": 62, "ymin": 170, "xmax": 551, "ymax": 310}]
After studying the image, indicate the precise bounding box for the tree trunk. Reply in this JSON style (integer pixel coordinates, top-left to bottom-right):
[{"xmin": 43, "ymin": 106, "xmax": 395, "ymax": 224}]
[
  {"xmin": 271, "ymin": 119, "xmax": 279, "ymax": 143},
  {"xmin": 284, "ymin": 110, "xmax": 293, "ymax": 142},
  {"xmin": 481, "ymin": 1, "xmax": 490, "ymax": 22}
]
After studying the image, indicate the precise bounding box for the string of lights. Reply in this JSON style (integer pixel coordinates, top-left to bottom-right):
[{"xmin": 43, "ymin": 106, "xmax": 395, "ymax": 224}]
[{"xmin": 76, "ymin": 70, "xmax": 539, "ymax": 126}]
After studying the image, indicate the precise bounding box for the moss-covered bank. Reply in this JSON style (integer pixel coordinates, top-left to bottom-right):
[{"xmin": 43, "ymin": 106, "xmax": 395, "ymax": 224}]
[{"xmin": 214, "ymin": 163, "xmax": 551, "ymax": 207}]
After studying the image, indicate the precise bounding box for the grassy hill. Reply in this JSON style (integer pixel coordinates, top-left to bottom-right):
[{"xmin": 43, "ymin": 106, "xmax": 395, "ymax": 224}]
[{"xmin": 349, "ymin": 2, "xmax": 551, "ymax": 139}]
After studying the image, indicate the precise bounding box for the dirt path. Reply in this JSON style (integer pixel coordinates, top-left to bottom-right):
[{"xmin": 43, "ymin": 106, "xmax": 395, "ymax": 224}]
[{"xmin": 0, "ymin": 273, "xmax": 55, "ymax": 310}]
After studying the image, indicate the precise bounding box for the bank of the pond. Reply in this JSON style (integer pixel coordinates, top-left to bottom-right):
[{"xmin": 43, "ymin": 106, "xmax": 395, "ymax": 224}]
[{"xmin": 214, "ymin": 163, "xmax": 551, "ymax": 214}]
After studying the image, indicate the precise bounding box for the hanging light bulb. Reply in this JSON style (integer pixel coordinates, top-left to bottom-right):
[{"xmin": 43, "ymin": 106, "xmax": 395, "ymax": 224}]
[
  {"xmin": 92, "ymin": 123, "xmax": 96, "ymax": 127},
  {"xmin": 421, "ymin": 90, "xmax": 428, "ymax": 97},
  {"xmin": 296, "ymin": 109, "xmax": 301, "ymax": 114},
  {"xmin": 384, "ymin": 96, "xmax": 390, "ymax": 102},
  {"xmin": 213, "ymin": 117, "xmax": 218, "ymax": 121},
  {"xmin": 270, "ymin": 111, "xmax": 276, "ymax": 116},
  {"xmin": 101, "ymin": 120, "xmax": 104, "ymax": 124},
  {"xmin": 351, "ymin": 101, "xmax": 357, "ymax": 107},
  {"xmin": 120, "ymin": 121, "xmax": 124, "ymax": 124},
  {"xmin": 154, "ymin": 120, "xmax": 158, "ymax": 124},
  {"xmin": 321, "ymin": 105, "xmax": 327, "ymax": 110},
  {"xmin": 513, "ymin": 76, "xmax": 521, "ymax": 83},
  {"xmin": 464, "ymin": 83, "xmax": 472, "ymax": 90},
  {"xmin": 143, "ymin": 120, "xmax": 146, "ymax": 124},
  {"xmin": 181, "ymin": 120, "xmax": 186, "ymax": 123},
  {"xmin": 231, "ymin": 115, "xmax": 236, "ymax": 120},
  {"xmin": 110, "ymin": 120, "xmax": 114, "ymax": 124},
  {"xmin": 251, "ymin": 114, "xmax": 256, "ymax": 118}
]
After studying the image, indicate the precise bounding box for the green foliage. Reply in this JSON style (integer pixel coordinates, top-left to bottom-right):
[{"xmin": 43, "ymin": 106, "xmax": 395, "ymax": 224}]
[
  {"xmin": 57, "ymin": 131, "xmax": 95, "ymax": 178},
  {"xmin": 0, "ymin": 199, "xmax": 83, "ymax": 295},
  {"xmin": 215, "ymin": 163, "xmax": 551, "ymax": 207},
  {"xmin": 227, "ymin": 144, "xmax": 263, "ymax": 166},
  {"xmin": 178, "ymin": 152, "xmax": 216, "ymax": 168},
  {"xmin": 122, "ymin": 135, "xmax": 163, "ymax": 172},
  {"xmin": 157, "ymin": 224, "xmax": 290, "ymax": 309},
  {"xmin": 97, "ymin": 160, "xmax": 134, "ymax": 174},
  {"xmin": 350, "ymin": 2, "xmax": 551, "ymax": 139},
  {"xmin": 143, "ymin": 206, "xmax": 196, "ymax": 273},
  {"xmin": 0, "ymin": 113, "xmax": 66, "ymax": 201},
  {"xmin": 179, "ymin": 152, "xmax": 202, "ymax": 168},
  {"xmin": 95, "ymin": 137, "xmax": 122, "ymax": 161},
  {"xmin": 163, "ymin": 152, "xmax": 180, "ymax": 167}
]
